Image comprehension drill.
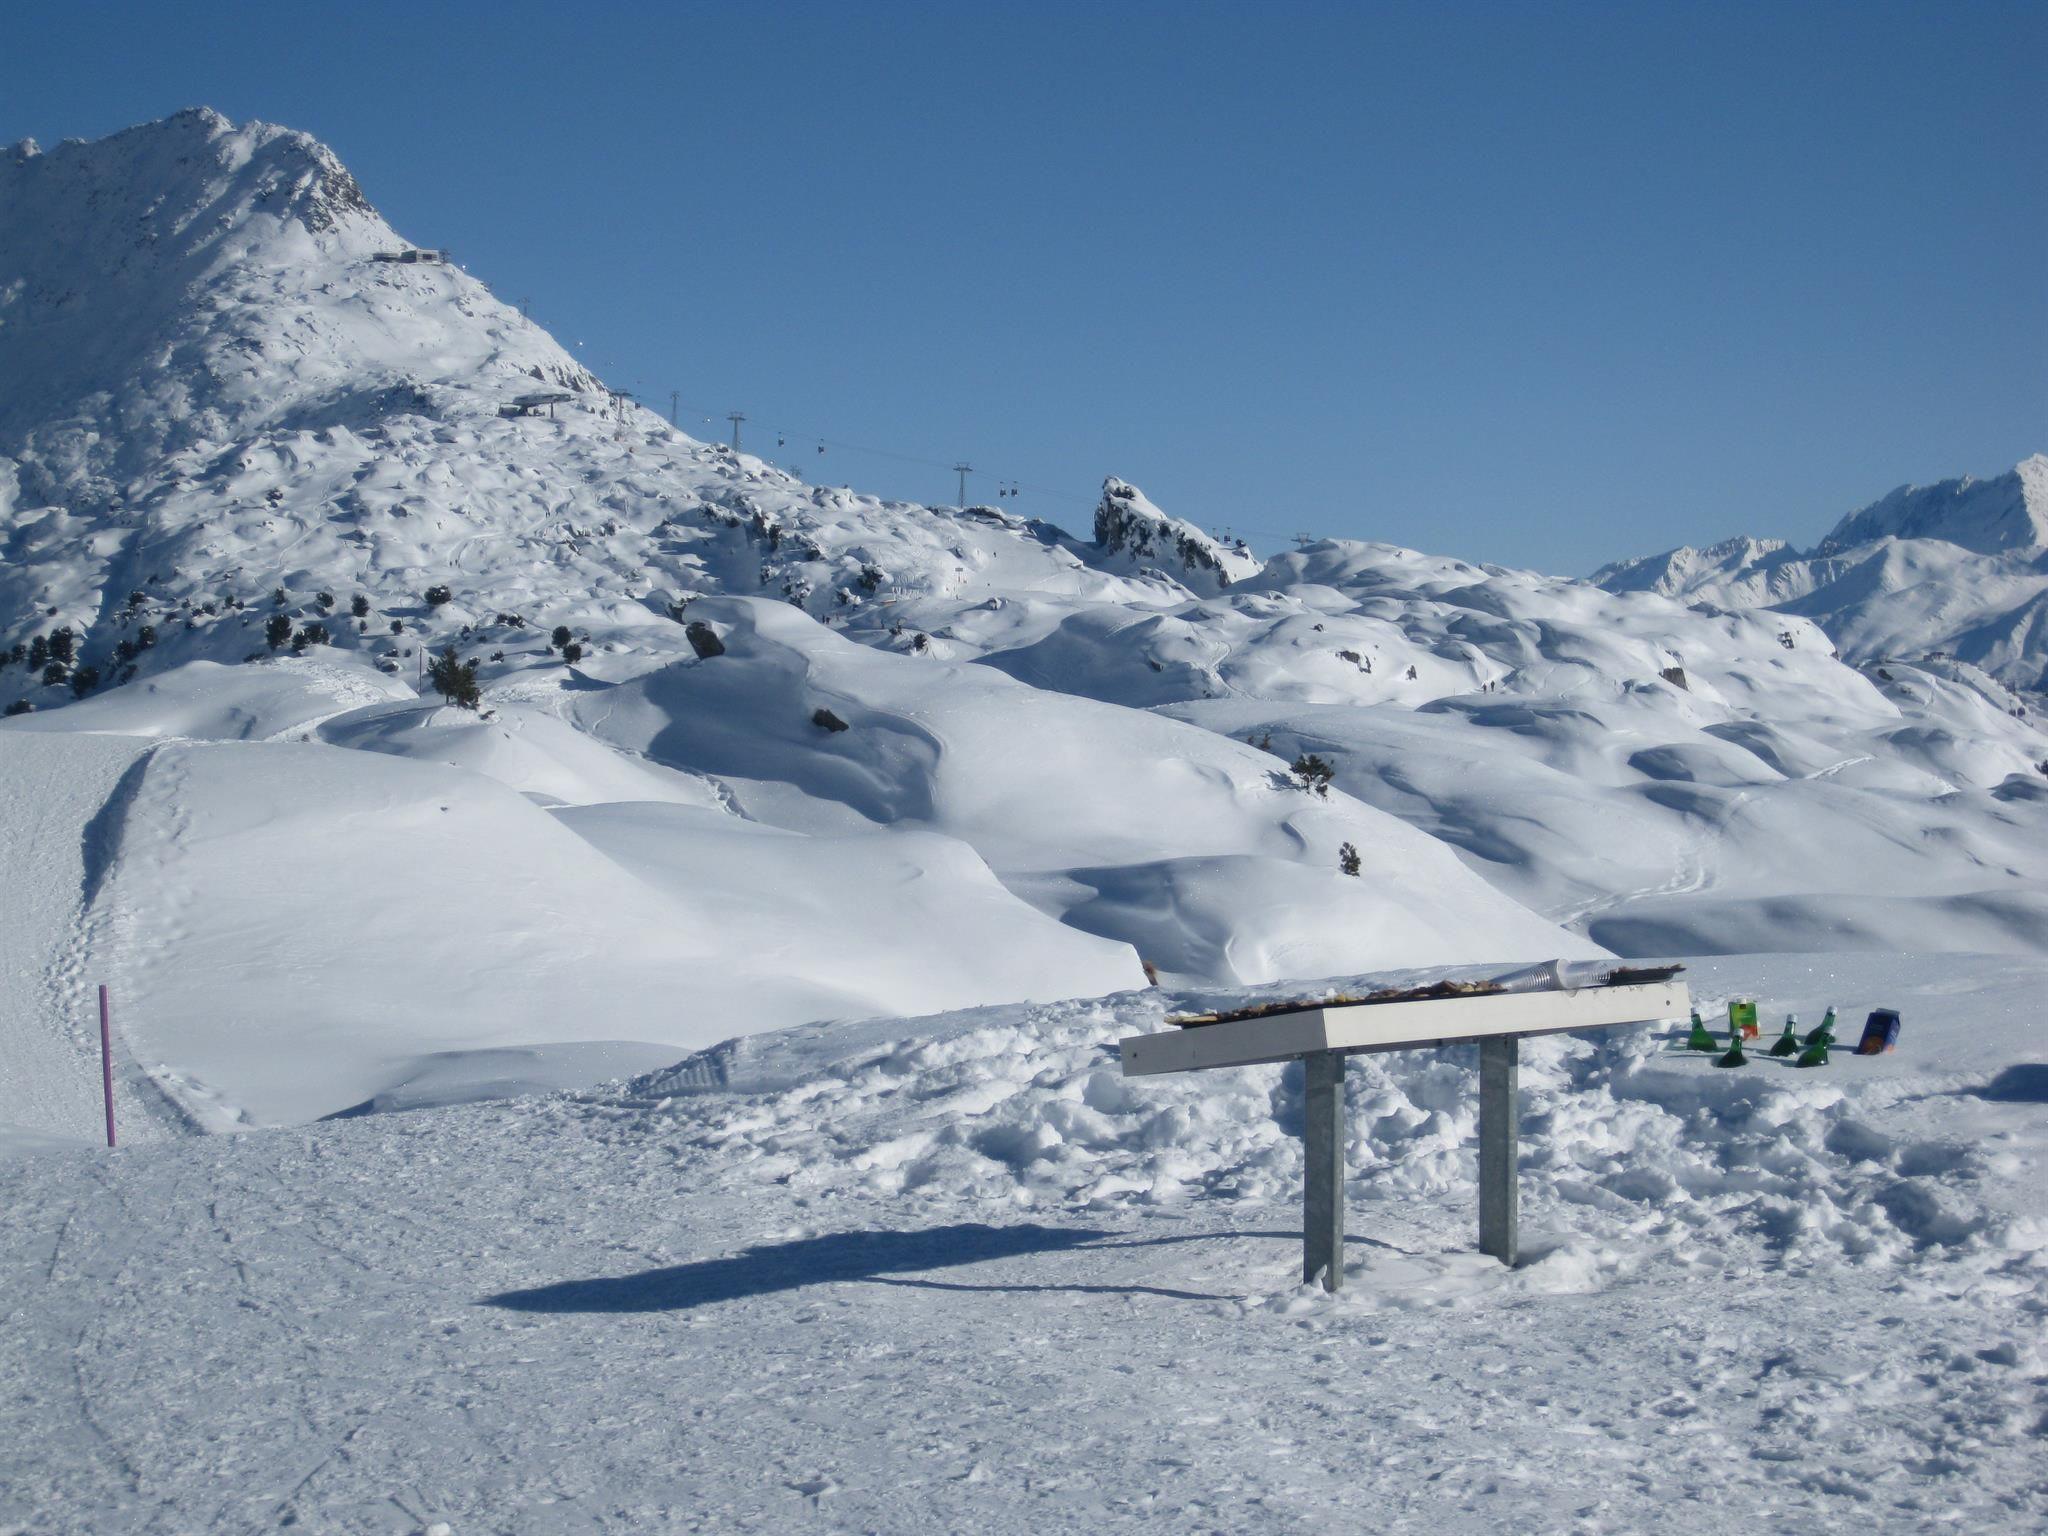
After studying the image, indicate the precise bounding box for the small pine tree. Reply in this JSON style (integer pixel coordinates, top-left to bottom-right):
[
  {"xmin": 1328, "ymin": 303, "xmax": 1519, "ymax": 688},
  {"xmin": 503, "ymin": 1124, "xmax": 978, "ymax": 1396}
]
[
  {"xmin": 391, "ymin": 619, "xmax": 404, "ymax": 634},
  {"xmin": 265, "ymin": 613, "xmax": 293, "ymax": 650},
  {"xmin": 4, "ymin": 699, "xmax": 32, "ymax": 716},
  {"xmin": 1338, "ymin": 842, "xmax": 1361, "ymax": 877},
  {"xmin": 137, "ymin": 625, "xmax": 157, "ymax": 649},
  {"xmin": 561, "ymin": 641, "xmax": 583, "ymax": 665},
  {"xmin": 41, "ymin": 661, "xmax": 67, "ymax": 687},
  {"xmin": 428, "ymin": 647, "xmax": 481, "ymax": 709},
  {"xmin": 425, "ymin": 584, "xmax": 452, "ymax": 608},
  {"xmin": 48, "ymin": 628, "xmax": 75, "ymax": 665},
  {"xmin": 272, "ymin": 587, "xmax": 288, "ymax": 607},
  {"xmin": 1291, "ymin": 753, "xmax": 1335, "ymax": 797},
  {"xmin": 70, "ymin": 665, "xmax": 100, "ymax": 698},
  {"xmin": 351, "ymin": 593, "xmax": 371, "ymax": 618},
  {"xmin": 551, "ymin": 625, "xmax": 572, "ymax": 649}
]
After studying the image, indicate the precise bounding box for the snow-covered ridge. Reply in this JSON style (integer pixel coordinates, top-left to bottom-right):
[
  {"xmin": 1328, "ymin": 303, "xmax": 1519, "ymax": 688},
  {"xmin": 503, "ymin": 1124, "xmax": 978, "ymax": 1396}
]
[
  {"xmin": 1819, "ymin": 453, "xmax": 2048, "ymax": 556},
  {"xmin": 1594, "ymin": 457, "xmax": 2048, "ymax": 696}
]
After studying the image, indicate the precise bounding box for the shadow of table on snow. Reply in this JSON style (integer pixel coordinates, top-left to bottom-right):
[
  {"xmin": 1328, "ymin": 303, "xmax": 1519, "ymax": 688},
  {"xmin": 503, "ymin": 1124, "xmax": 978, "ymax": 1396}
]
[
  {"xmin": 1969, "ymin": 1063, "xmax": 2048, "ymax": 1103},
  {"xmin": 481, "ymin": 1223, "xmax": 1288, "ymax": 1313}
]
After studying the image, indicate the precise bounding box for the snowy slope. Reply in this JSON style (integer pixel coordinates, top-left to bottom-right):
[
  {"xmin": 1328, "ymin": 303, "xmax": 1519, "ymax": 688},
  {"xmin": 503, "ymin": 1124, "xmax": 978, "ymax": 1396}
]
[
  {"xmin": 930, "ymin": 533, "xmax": 2048, "ymax": 956},
  {"xmin": 569, "ymin": 595, "xmax": 1588, "ymax": 981},
  {"xmin": 0, "ymin": 732, "xmax": 165, "ymax": 1153},
  {"xmin": 90, "ymin": 732, "xmax": 1153, "ymax": 1127},
  {"xmin": 1595, "ymin": 457, "xmax": 2048, "ymax": 696}
]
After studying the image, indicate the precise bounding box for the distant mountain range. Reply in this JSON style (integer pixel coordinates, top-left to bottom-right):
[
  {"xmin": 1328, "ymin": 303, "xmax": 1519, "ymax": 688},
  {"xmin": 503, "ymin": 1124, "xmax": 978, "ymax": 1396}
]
[{"xmin": 1595, "ymin": 457, "xmax": 2048, "ymax": 698}]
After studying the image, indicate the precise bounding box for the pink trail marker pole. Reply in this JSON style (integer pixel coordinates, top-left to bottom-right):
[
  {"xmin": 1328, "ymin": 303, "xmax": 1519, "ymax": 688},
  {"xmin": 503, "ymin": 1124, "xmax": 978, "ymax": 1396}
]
[{"xmin": 99, "ymin": 984, "xmax": 116, "ymax": 1149}]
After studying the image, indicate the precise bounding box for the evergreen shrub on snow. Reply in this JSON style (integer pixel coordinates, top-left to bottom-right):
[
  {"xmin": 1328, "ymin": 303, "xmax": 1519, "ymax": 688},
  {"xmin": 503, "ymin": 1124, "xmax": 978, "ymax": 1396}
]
[{"xmin": 429, "ymin": 648, "xmax": 481, "ymax": 709}]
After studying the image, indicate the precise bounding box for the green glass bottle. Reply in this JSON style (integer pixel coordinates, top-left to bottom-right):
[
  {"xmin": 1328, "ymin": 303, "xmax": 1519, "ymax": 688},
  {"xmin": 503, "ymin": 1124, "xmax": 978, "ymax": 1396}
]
[
  {"xmin": 1803, "ymin": 1007, "xmax": 1836, "ymax": 1047},
  {"xmin": 1715, "ymin": 1030, "xmax": 1748, "ymax": 1068},
  {"xmin": 1795, "ymin": 1035, "xmax": 1829, "ymax": 1068},
  {"xmin": 1769, "ymin": 1015, "xmax": 1802, "ymax": 1056},
  {"xmin": 1687, "ymin": 1010, "xmax": 1718, "ymax": 1052}
]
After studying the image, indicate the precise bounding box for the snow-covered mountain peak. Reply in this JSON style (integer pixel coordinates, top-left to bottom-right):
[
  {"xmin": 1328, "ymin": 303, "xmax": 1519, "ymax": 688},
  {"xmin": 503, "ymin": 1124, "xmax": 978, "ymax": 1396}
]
[
  {"xmin": 1591, "ymin": 535, "xmax": 1793, "ymax": 600},
  {"xmin": 0, "ymin": 106, "xmax": 378, "ymax": 292},
  {"xmin": 1817, "ymin": 455, "xmax": 2048, "ymax": 556},
  {"xmin": 0, "ymin": 109, "xmax": 596, "ymax": 509},
  {"xmin": 1592, "ymin": 456, "xmax": 2048, "ymax": 696}
]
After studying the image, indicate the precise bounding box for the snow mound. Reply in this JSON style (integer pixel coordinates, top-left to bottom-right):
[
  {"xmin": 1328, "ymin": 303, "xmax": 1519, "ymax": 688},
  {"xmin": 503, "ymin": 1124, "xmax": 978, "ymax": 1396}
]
[
  {"xmin": 84, "ymin": 733, "xmax": 1140, "ymax": 1127},
  {"xmin": 603, "ymin": 952, "xmax": 2047, "ymax": 1275},
  {"xmin": 572, "ymin": 595, "xmax": 1588, "ymax": 982},
  {"xmin": 2, "ymin": 657, "xmax": 411, "ymax": 740}
]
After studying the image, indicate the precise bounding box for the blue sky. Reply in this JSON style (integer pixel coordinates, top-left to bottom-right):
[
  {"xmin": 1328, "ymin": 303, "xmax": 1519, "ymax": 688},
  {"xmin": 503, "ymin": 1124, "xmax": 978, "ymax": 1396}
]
[{"xmin": 6, "ymin": 1, "xmax": 2043, "ymax": 570}]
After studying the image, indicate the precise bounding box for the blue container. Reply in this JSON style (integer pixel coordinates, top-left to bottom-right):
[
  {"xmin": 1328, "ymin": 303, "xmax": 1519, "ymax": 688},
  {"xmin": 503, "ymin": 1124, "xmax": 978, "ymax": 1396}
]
[{"xmin": 1856, "ymin": 1009, "xmax": 1901, "ymax": 1055}]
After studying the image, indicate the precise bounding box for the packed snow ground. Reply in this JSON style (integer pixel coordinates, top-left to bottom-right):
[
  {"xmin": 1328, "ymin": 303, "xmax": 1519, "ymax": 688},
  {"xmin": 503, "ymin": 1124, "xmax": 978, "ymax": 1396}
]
[{"xmin": 2, "ymin": 953, "xmax": 2043, "ymax": 1534}]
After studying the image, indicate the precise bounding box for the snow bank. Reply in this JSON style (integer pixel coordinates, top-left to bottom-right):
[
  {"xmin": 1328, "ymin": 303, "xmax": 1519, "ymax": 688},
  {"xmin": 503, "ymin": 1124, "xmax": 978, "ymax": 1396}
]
[
  {"xmin": 608, "ymin": 951, "xmax": 2048, "ymax": 1268},
  {"xmin": 574, "ymin": 596, "xmax": 1588, "ymax": 981},
  {"xmin": 89, "ymin": 736, "xmax": 1137, "ymax": 1126}
]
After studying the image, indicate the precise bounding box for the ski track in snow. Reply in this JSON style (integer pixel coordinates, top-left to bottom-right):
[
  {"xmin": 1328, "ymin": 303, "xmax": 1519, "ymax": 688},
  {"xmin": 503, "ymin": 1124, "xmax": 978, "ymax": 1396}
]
[{"xmin": 0, "ymin": 733, "xmax": 172, "ymax": 1152}]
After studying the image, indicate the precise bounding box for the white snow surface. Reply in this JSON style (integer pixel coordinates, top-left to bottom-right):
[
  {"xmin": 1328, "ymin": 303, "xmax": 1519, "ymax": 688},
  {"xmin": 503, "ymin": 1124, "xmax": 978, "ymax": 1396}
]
[{"xmin": 1, "ymin": 951, "xmax": 2044, "ymax": 1531}]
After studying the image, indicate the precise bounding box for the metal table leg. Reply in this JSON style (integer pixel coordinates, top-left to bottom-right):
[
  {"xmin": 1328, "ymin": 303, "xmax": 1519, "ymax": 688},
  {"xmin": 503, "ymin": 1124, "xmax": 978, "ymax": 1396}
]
[
  {"xmin": 1479, "ymin": 1033, "xmax": 1519, "ymax": 1266},
  {"xmin": 1303, "ymin": 1050, "xmax": 1346, "ymax": 1290}
]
